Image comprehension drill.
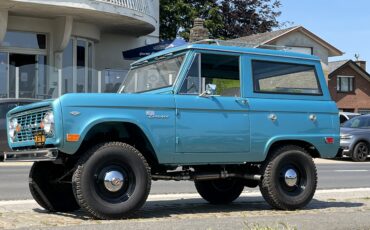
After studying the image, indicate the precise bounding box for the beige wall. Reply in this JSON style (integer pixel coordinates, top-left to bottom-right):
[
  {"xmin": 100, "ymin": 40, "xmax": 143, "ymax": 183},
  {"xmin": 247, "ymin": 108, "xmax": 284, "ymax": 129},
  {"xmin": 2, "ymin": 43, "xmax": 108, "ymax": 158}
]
[{"xmin": 272, "ymin": 31, "xmax": 330, "ymax": 64}]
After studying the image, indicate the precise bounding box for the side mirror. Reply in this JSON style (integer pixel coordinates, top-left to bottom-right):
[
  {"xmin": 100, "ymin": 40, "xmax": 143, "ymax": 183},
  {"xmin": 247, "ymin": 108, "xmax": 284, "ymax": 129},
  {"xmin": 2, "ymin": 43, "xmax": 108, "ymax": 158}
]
[{"xmin": 200, "ymin": 84, "xmax": 217, "ymax": 97}]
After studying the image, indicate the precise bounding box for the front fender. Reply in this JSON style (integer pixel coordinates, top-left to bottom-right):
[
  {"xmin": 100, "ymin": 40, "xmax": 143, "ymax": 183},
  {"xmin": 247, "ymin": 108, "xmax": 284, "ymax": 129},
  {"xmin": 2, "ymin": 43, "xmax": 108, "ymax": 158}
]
[{"xmin": 59, "ymin": 114, "xmax": 159, "ymax": 155}]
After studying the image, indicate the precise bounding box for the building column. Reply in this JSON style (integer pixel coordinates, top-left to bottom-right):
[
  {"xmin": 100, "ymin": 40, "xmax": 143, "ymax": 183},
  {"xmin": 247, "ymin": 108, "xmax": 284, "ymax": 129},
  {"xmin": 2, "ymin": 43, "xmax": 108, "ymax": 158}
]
[
  {"xmin": 53, "ymin": 16, "xmax": 73, "ymax": 69},
  {"xmin": 0, "ymin": 10, "xmax": 8, "ymax": 42}
]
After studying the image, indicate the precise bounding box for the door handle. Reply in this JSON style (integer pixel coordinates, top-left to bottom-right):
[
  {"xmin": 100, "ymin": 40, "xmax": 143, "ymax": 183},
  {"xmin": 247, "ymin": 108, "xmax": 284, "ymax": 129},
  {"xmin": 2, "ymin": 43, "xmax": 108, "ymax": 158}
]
[{"xmin": 235, "ymin": 98, "xmax": 248, "ymax": 105}]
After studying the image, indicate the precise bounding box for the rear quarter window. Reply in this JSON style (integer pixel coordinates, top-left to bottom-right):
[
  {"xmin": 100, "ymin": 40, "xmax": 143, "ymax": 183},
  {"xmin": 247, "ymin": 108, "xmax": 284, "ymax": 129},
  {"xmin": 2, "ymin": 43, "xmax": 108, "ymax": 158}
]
[{"xmin": 252, "ymin": 60, "xmax": 322, "ymax": 95}]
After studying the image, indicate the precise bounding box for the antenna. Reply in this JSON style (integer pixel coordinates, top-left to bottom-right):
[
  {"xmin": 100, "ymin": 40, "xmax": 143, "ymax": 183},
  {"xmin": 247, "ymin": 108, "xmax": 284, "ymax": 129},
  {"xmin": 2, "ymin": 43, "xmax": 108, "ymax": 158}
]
[{"xmin": 354, "ymin": 53, "xmax": 360, "ymax": 61}]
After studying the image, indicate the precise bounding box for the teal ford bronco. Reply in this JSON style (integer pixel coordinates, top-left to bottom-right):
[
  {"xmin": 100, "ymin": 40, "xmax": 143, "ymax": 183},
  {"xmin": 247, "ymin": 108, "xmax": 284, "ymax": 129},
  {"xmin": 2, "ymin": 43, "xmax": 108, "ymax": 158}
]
[{"xmin": 4, "ymin": 43, "xmax": 339, "ymax": 219}]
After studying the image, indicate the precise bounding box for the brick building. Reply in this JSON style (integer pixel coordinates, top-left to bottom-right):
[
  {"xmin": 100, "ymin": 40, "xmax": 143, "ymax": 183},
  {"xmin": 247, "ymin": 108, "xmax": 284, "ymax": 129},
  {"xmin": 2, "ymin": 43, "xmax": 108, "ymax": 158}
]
[{"xmin": 328, "ymin": 60, "xmax": 370, "ymax": 113}]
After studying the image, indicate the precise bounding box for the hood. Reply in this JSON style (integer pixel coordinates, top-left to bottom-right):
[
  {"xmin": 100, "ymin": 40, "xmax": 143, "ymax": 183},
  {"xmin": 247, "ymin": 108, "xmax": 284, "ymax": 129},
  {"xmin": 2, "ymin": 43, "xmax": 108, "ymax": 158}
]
[
  {"xmin": 340, "ymin": 127, "xmax": 370, "ymax": 135},
  {"xmin": 58, "ymin": 93, "xmax": 174, "ymax": 109},
  {"xmin": 7, "ymin": 99, "xmax": 55, "ymax": 116}
]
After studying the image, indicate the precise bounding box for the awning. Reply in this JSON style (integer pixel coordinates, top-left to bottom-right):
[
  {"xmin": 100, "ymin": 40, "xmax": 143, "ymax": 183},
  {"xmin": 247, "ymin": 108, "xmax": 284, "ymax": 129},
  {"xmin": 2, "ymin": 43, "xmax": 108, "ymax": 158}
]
[{"xmin": 122, "ymin": 38, "xmax": 187, "ymax": 60}]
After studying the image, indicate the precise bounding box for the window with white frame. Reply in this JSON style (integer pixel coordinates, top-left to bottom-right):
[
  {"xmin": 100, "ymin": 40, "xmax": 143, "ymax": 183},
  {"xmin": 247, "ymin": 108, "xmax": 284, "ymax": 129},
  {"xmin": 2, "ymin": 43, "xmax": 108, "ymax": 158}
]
[
  {"xmin": 286, "ymin": 46, "xmax": 313, "ymax": 55},
  {"xmin": 337, "ymin": 75, "xmax": 354, "ymax": 93}
]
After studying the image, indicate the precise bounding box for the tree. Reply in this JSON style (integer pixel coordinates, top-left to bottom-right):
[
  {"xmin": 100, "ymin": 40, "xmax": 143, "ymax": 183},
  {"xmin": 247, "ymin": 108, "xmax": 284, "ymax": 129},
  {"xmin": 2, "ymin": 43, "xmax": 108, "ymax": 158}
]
[
  {"xmin": 218, "ymin": 0, "xmax": 282, "ymax": 39},
  {"xmin": 159, "ymin": 0, "xmax": 282, "ymax": 41}
]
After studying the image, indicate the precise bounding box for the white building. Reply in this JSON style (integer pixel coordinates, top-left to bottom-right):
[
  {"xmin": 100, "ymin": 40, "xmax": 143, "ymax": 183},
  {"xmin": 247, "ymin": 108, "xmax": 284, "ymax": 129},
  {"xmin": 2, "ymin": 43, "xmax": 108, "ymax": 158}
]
[{"xmin": 0, "ymin": 0, "xmax": 159, "ymax": 99}]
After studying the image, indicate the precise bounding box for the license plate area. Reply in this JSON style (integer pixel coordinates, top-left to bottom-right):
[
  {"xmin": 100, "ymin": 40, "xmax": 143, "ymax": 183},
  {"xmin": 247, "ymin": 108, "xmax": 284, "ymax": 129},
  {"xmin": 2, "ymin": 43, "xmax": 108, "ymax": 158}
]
[{"xmin": 34, "ymin": 131, "xmax": 46, "ymax": 146}]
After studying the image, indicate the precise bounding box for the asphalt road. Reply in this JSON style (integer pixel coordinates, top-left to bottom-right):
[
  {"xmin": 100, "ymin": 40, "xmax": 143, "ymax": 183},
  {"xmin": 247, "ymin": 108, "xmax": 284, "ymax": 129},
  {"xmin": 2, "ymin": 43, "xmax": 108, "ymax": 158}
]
[{"xmin": 1, "ymin": 160, "xmax": 370, "ymax": 201}]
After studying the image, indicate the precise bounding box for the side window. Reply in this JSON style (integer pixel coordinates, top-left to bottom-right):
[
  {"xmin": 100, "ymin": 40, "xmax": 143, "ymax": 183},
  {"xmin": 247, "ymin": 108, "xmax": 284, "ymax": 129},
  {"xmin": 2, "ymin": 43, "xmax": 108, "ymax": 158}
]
[
  {"xmin": 252, "ymin": 60, "xmax": 322, "ymax": 95},
  {"xmin": 180, "ymin": 53, "xmax": 241, "ymax": 97}
]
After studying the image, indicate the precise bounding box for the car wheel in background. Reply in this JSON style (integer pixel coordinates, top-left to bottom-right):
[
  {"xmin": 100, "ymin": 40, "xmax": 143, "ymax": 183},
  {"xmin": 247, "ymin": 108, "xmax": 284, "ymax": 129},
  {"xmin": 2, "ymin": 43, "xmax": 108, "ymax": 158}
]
[
  {"xmin": 352, "ymin": 142, "xmax": 369, "ymax": 162},
  {"xmin": 195, "ymin": 178, "xmax": 244, "ymax": 204}
]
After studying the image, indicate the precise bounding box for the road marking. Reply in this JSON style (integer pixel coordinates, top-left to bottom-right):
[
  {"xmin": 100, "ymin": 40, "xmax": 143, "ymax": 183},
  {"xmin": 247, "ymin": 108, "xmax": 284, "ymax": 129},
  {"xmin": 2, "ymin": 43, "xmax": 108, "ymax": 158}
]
[{"xmin": 334, "ymin": 170, "xmax": 369, "ymax": 172}]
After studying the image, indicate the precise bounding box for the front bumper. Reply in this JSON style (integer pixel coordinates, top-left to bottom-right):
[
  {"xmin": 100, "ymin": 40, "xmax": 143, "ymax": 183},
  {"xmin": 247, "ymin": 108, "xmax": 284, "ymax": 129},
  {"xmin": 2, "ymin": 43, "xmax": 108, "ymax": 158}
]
[{"xmin": 3, "ymin": 148, "xmax": 58, "ymax": 162}]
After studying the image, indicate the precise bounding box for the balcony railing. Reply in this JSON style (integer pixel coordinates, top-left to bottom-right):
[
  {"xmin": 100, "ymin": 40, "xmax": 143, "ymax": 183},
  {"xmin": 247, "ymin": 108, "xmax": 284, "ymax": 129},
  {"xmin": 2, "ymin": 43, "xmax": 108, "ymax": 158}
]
[{"xmin": 95, "ymin": 0, "xmax": 153, "ymax": 17}]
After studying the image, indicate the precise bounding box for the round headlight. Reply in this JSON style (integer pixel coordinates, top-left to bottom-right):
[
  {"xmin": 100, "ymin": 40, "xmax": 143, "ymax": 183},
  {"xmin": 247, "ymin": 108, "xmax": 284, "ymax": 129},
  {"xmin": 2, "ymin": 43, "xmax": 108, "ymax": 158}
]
[
  {"xmin": 43, "ymin": 111, "xmax": 54, "ymax": 134},
  {"xmin": 8, "ymin": 118, "xmax": 18, "ymax": 141}
]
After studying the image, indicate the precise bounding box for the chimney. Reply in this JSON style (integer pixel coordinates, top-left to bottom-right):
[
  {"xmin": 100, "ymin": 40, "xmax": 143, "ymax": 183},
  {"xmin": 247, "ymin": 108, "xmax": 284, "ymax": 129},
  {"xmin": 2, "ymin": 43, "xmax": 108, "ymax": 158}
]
[
  {"xmin": 189, "ymin": 18, "xmax": 209, "ymax": 42},
  {"xmin": 355, "ymin": 60, "xmax": 366, "ymax": 70}
]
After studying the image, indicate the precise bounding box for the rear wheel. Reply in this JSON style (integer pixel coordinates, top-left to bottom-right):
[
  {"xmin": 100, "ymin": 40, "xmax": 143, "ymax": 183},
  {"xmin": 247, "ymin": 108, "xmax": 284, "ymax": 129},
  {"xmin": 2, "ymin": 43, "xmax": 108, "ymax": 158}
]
[
  {"xmin": 195, "ymin": 178, "xmax": 244, "ymax": 204},
  {"xmin": 72, "ymin": 142, "xmax": 151, "ymax": 219},
  {"xmin": 29, "ymin": 162, "xmax": 80, "ymax": 212},
  {"xmin": 259, "ymin": 145, "xmax": 317, "ymax": 210},
  {"xmin": 352, "ymin": 142, "xmax": 368, "ymax": 162}
]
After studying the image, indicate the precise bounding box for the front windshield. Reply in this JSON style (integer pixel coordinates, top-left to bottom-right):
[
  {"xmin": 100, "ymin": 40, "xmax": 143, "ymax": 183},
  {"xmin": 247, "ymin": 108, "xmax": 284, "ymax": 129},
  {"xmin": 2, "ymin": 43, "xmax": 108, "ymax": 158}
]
[
  {"xmin": 119, "ymin": 54, "xmax": 185, "ymax": 93},
  {"xmin": 342, "ymin": 116, "xmax": 370, "ymax": 129}
]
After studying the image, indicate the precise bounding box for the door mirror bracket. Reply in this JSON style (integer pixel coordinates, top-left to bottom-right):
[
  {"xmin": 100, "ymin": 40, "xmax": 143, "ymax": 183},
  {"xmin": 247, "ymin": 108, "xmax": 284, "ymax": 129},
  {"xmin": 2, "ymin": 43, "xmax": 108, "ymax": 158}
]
[{"xmin": 200, "ymin": 84, "xmax": 217, "ymax": 97}]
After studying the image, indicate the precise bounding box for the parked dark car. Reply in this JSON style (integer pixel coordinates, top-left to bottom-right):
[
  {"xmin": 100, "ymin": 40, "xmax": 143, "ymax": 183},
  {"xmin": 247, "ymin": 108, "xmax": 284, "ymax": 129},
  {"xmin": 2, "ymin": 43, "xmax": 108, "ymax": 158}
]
[
  {"xmin": 340, "ymin": 115, "xmax": 370, "ymax": 161},
  {"xmin": 0, "ymin": 99, "xmax": 40, "ymax": 161}
]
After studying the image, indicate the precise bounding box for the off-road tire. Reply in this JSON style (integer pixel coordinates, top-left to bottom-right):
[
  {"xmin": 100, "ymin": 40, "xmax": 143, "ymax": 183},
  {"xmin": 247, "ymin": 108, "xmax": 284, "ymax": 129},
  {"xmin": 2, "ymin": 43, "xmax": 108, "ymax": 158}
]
[
  {"xmin": 29, "ymin": 162, "xmax": 80, "ymax": 212},
  {"xmin": 351, "ymin": 142, "xmax": 368, "ymax": 162},
  {"xmin": 195, "ymin": 178, "xmax": 244, "ymax": 204},
  {"xmin": 72, "ymin": 142, "xmax": 151, "ymax": 220},
  {"xmin": 259, "ymin": 145, "xmax": 317, "ymax": 210}
]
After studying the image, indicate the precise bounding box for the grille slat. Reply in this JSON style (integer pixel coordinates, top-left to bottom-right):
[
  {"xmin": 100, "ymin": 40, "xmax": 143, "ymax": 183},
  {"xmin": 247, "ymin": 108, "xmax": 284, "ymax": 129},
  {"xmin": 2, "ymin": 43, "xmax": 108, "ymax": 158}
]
[{"xmin": 12, "ymin": 108, "xmax": 52, "ymax": 143}]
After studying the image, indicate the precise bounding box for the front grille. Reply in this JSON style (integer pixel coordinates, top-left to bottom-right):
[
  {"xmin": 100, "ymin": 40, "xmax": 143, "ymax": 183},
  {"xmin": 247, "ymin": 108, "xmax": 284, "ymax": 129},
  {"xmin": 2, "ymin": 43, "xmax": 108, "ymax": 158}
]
[{"xmin": 12, "ymin": 107, "xmax": 52, "ymax": 143}]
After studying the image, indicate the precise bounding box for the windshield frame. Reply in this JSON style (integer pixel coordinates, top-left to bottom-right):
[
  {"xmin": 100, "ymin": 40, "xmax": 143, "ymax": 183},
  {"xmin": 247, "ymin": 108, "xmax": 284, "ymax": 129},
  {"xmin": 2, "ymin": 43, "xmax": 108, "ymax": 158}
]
[{"xmin": 118, "ymin": 52, "xmax": 188, "ymax": 94}]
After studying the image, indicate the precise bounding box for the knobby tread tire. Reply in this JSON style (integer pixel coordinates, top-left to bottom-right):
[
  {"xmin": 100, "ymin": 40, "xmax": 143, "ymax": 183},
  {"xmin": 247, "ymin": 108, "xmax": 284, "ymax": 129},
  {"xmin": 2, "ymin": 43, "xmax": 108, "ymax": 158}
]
[
  {"xmin": 195, "ymin": 179, "xmax": 244, "ymax": 204},
  {"xmin": 259, "ymin": 145, "xmax": 317, "ymax": 210},
  {"xmin": 29, "ymin": 162, "xmax": 80, "ymax": 212},
  {"xmin": 72, "ymin": 142, "xmax": 151, "ymax": 220}
]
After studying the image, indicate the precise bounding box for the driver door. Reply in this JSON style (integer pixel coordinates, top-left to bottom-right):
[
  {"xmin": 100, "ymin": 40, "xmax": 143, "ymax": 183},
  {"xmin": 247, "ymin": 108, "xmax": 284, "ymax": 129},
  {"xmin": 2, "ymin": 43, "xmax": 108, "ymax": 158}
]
[{"xmin": 174, "ymin": 52, "xmax": 250, "ymax": 164}]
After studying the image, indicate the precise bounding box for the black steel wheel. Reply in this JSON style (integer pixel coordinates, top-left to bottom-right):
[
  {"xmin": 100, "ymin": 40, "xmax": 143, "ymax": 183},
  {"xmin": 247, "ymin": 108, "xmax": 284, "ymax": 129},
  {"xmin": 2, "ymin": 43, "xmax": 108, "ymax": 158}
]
[
  {"xmin": 29, "ymin": 161, "xmax": 80, "ymax": 212},
  {"xmin": 195, "ymin": 178, "xmax": 244, "ymax": 204},
  {"xmin": 72, "ymin": 142, "xmax": 151, "ymax": 219},
  {"xmin": 259, "ymin": 145, "xmax": 317, "ymax": 210},
  {"xmin": 352, "ymin": 142, "xmax": 369, "ymax": 162}
]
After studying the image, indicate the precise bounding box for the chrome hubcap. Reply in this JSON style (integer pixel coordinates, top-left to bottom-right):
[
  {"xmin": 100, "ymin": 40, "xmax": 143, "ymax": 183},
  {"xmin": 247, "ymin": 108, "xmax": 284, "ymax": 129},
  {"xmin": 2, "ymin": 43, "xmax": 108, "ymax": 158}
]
[
  {"xmin": 104, "ymin": 171, "xmax": 124, "ymax": 192},
  {"xmin": 284, "ymin": 169, "xmax": 298, "ymax": 187}
]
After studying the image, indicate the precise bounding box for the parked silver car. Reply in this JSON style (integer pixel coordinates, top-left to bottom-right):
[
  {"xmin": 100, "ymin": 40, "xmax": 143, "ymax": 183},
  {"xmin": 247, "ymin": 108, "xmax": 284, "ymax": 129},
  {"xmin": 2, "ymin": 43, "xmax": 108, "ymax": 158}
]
[
  {"xmin": 339, "ymin": 112, "xmax": 360, "ymax": 124},
  {"xmin": 340, "ymin": 115, "xmax": 370, "ymax": 161}
]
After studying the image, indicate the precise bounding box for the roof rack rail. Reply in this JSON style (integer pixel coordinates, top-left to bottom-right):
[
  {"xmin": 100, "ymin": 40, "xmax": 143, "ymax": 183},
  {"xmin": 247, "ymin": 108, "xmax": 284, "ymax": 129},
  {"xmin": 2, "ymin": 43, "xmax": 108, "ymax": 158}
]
[{"xmin": 191, "ymin": 39, "xmax": 289, "ymax": 51}]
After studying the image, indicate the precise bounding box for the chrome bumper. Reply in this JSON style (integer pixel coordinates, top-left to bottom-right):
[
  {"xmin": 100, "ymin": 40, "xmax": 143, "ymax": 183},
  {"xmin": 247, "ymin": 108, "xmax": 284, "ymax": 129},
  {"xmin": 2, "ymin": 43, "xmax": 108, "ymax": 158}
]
[{"xmin": 3, "ymin": 148, "xmax": 58, "ymax": 162}]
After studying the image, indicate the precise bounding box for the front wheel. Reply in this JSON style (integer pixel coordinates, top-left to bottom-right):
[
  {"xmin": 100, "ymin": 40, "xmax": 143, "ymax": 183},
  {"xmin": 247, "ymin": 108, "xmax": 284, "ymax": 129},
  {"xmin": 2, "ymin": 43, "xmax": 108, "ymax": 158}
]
[
  {"xmin": 352, "ymin": 142, "xmax": 368, "ymax": 162},
  {"xmin": 72, "ymin": 142, "xmax": 151, "ymax": 220},
  {"xmin": 195, "ymin": 178, "xmax": 244, "ymax": 204},
  {"xmin": 259, "ymin": 145, "xmax": 317, "ymax": 210}
]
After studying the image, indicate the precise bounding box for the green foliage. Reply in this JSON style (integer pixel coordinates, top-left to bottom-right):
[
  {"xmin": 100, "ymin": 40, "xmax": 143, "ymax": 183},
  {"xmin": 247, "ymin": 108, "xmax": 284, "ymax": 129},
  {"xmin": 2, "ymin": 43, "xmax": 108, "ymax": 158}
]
[{"xmin": 160, "ymin": 0, "xmax": 282, "ymax": 41}]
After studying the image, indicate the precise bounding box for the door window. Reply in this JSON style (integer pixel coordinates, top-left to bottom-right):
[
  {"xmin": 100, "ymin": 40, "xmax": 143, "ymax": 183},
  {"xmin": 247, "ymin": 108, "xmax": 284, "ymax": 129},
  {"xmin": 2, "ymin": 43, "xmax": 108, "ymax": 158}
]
[{"xmin": 180, "ymin": 53, "xmax": 241, "ymax": 97}]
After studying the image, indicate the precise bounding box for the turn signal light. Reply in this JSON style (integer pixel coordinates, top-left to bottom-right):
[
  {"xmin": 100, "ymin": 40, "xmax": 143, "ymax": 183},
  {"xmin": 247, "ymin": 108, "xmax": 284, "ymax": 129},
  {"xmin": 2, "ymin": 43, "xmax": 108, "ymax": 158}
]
[
  {"xmin": 66, "ymin": 134, "xmax": 80, "ymax": 142},
  {"xmin": 325, "ymin": 137, "xmax": 334, "ymax": 144}
]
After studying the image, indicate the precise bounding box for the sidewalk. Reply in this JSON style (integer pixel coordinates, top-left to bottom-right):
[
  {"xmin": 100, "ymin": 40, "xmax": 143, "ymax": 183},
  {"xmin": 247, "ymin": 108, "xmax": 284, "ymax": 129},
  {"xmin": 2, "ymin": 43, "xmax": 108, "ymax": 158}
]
[{"xmin": 1, "ymin": 188, "xmax": 370, "ymax": 229}]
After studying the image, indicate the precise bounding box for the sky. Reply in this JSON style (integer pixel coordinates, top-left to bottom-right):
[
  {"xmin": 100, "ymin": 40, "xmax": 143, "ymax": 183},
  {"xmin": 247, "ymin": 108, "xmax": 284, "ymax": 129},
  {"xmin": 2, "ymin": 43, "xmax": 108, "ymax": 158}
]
[{"xmin": 279, "ymin": 0, "xmax": 370, "ymax": 70}]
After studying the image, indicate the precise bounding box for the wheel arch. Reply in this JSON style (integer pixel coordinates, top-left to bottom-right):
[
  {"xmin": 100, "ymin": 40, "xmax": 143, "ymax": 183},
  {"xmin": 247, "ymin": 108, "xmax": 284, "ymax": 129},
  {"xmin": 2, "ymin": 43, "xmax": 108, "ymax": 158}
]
[
  {"xmin": 75, "ymin": 120, "xmax": 160, "ymax": 168},
  {"xmin": 265, "ymin": 139, "xmax": 321, "ymax": 160}
]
